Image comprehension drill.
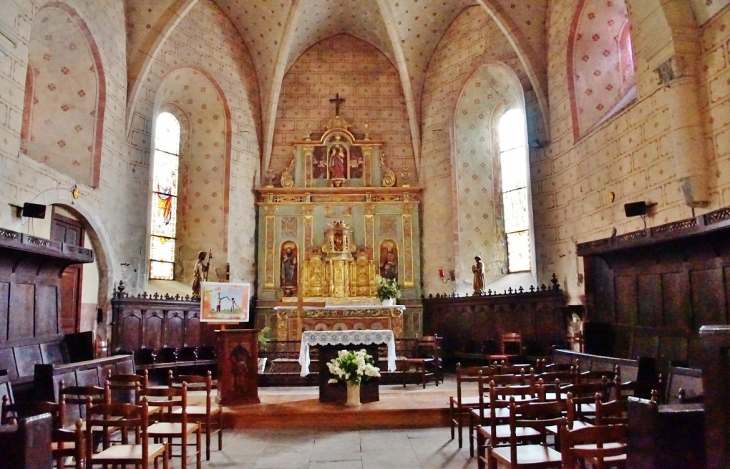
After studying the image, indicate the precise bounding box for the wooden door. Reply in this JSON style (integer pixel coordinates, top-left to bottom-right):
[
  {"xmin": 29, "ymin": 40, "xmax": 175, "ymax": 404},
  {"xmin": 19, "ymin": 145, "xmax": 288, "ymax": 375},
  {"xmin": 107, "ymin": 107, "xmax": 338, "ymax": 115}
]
[{"xmin": 50, "ymin": 210, "xmax": 84, "ymax": 334}]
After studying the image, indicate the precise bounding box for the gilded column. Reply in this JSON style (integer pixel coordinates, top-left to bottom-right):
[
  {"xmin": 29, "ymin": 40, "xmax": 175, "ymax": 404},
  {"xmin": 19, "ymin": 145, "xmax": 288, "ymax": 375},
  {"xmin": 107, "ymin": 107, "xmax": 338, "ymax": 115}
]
[
  {"xmin": 364, "ymin": 204, "xmax": 375, "ymax": 257},
  {"xmin": 303, "ymin": 145, "xmax": 314, "ymax": 187},
  {"xmin": 362, "ymin": 146, "xmax": 372, "ymax": 187},
  {"xmin": 402, "ymin": 206, "xmax": 414, "ymax": 287},
  {"xmin": 264, "ymin": 205, "xmax": 277, "ymax": 289}
]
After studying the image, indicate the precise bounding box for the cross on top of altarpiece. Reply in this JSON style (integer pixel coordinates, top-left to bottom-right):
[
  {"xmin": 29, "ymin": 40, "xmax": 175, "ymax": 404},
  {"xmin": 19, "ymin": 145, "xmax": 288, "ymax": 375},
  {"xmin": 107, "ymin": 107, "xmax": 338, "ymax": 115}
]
[{"xmin": 329, "ymin": 93, "xmax": 345, "ymax": 116}]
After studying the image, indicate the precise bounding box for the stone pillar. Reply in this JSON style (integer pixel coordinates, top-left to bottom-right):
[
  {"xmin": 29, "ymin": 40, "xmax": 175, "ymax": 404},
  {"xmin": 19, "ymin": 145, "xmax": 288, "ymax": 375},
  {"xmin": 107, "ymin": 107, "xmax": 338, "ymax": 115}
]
[{"xmin": 656, "ymin": 55, "xmax": 709, "ymax": 207}]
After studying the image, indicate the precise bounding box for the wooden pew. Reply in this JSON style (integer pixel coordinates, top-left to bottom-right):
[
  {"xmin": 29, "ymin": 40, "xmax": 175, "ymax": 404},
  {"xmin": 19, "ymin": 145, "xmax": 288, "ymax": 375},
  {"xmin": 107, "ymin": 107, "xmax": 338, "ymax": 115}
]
[
  {"xmin": 0, "ymin": 412, "xmax": 53, "ymax": 469},
  {"xmin": 33, "ymin": 354, "xmax": 134, "ymax": 427},
  {"xmin": 627, "ymin": 396, "xmax": 705, "ymax": 469}
]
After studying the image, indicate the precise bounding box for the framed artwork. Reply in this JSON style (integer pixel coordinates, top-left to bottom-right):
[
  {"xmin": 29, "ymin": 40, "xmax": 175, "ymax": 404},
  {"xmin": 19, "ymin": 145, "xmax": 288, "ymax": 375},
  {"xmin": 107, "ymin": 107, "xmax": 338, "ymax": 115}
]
[{"xmin": 200, "ymin": 282, "xmax": 251, "ymax": 323}]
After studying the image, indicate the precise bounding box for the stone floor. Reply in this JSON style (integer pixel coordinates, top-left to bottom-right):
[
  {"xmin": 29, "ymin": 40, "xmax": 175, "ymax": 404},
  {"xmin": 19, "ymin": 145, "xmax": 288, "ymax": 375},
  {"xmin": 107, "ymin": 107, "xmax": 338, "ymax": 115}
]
[{"xmin": 206, "ymin": 427, "xmax": 478, "ymax": 469}]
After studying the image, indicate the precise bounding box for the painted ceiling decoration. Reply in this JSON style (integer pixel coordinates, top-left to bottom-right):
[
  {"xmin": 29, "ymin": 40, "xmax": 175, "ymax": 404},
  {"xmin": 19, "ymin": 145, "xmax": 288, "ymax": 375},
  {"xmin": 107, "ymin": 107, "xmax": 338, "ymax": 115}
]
[{"xmin": 125, "ymin": 0, "xmax": 551, "ymax": 179}]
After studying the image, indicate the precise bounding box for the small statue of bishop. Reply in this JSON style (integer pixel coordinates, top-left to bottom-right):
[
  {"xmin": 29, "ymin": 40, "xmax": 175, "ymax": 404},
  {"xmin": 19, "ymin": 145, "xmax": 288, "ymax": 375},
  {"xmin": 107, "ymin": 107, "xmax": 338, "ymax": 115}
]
[{"xmin": 192, "ymin": 251, "xmax": 210, "ymax": 298}]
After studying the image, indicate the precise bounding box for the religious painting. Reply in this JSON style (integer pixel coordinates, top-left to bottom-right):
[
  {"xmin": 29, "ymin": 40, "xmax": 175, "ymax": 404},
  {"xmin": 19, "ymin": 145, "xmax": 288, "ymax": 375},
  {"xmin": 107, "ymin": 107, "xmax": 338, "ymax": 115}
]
[
  {"xmin": 312, "ymin": 146, "xmax": 327, "ymax": 179},
  {"xmin": 349, "ymin": 146, "xmax": 364, "ymax": 179},
  {"xmin": 200, "ymin": 282, "xmax": 251, "ymax": 323},
  {"xmin": 280, "ymin": 241, "xmax": 298, "ymax": 297},
  {"xmin": 379, "ymin": 240, "xmax": 398, "ymax": 280}
]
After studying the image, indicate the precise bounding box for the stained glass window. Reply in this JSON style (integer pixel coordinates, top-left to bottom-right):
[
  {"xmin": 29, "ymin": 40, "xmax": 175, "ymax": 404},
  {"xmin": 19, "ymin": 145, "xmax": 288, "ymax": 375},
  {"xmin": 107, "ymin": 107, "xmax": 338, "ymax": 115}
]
[
  {"xmin": 149, "ymin": 112, "xmax": 180, "ymax": 280},
  {"xmin": 499, "ymin": 109, "xmax": 532, "ymax": 273}
]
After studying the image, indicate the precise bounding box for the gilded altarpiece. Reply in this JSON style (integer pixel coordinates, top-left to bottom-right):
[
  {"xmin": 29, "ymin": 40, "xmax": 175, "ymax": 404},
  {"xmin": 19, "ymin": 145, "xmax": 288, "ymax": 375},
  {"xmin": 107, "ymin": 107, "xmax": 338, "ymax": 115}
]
[{"xmin": 255, "ymin": 116, "xmax": 423, "ymax": 338}]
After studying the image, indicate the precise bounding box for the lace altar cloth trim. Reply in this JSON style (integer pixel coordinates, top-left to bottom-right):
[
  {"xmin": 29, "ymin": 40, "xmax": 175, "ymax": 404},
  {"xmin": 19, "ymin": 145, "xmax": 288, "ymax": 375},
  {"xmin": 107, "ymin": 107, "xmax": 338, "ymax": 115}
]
[{"xmin": 298, "ymin": 330, "xmax": 397, "ymax": 377}]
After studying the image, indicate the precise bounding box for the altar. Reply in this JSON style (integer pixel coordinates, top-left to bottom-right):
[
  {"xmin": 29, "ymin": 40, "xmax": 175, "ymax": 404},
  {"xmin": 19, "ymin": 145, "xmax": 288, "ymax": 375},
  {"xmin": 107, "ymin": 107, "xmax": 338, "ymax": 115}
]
[
  {"xmin": 298, "ymin": 329, "xmax": 396, "ymax": 403},
  {"xmin": 273, "ymin": 304, "xmax": 405, "ymax": 341}
]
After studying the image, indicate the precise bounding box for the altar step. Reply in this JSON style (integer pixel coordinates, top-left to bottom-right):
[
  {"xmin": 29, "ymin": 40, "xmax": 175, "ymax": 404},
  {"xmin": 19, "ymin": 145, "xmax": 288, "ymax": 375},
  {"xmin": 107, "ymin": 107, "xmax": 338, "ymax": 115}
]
[{"xmin": 222, "ymin": 383, "xmax": 452, "ymax": 430}]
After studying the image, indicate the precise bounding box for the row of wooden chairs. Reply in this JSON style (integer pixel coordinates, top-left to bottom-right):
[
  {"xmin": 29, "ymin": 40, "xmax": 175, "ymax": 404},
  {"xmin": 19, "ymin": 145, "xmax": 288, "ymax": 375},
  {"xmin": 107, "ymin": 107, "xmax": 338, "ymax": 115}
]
[
  {"xmin": 449, "ymin": 361, "xmax": 621, "ymax": 453},
  {"xmin": 471, "ymin": 373, "xmax": 631, "ymax": 469}
]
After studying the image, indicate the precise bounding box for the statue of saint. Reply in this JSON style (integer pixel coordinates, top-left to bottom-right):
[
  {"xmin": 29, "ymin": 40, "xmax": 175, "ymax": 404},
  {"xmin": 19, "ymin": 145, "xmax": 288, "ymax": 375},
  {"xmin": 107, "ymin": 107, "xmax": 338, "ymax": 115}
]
[
  {"xmin": 472, "ymin": 256, "xmax": 485, "ymax": 295},
  {"xmin": 281, "ymin": 246, "xmax": 297, "ymax": 287},
  {"xmin": 192, "ymin": 251, "xmax": 209, "ymax": 297},
  {"xmin": 329, "ymin": 145, "xmax": 347, "ymax": 180}
]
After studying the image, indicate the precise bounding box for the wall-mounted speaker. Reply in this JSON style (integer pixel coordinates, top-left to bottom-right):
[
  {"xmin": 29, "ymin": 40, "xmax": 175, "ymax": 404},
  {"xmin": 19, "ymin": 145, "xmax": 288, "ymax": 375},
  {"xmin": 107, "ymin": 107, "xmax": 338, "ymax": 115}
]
[
  {"xmin": 21, "ymin": 203, "xmax": 47, "ymax": 219},
  {"xmin": 624, "ymin": 201, "xmax": 648, "ymax": 217}
]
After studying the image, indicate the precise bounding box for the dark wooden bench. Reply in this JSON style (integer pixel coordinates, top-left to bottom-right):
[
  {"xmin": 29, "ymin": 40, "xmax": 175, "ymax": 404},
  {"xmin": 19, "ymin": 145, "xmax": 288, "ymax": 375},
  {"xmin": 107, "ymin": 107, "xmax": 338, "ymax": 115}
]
[{"xmin": 627, "ymin": 396, "xmax": 705, "ymax": 469}]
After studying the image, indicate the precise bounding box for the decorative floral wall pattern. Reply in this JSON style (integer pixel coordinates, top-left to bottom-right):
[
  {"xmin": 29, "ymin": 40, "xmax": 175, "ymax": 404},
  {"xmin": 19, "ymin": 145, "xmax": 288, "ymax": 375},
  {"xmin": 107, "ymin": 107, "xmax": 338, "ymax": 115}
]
[
  {"xmin": 454, "ymin": 64, "xmax": 525, "ymax": 286},
  {"xmin": 271, "ymin": 34, "xmax": 416, "ymax": 183},
  {"xmin": 156, "ymin": 69, "xmax": 228, "ymax": 285},
  {"xmin": 21, "ymin": 5, "xmax": 103, "ymax": 188},
  {"xmin": 570, "ymin": 0, "xmax": 635, "ymax": 138}
]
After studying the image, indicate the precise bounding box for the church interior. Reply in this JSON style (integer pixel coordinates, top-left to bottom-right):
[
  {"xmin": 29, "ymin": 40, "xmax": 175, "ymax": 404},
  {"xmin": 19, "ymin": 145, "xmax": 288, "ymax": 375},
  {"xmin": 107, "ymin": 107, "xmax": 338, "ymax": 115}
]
[{"xmin": 2, "ymin": 0, "xmax": 730, "ymax": 468}]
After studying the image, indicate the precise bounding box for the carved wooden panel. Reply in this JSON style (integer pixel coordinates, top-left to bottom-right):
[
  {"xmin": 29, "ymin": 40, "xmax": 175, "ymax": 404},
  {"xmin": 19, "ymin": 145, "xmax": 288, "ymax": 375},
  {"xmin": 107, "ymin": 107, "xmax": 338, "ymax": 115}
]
[
  {"xmin": 35, "ymin": 285, "xmax": 59, "ymax": 336},
  {"xmin": 9, "ymin": 284, "xmax": 35, "ymax": 338},
  {"xmin": 579, "ymin": 211, "xmax": 730, "ymax": 370},
  {"xmin": 663, "ymin": 272, "xmax": 691, "ymax": 332},
  {"xmin": 638, "ymin": 274, "xmax": 662, "ymax": 327},
  {"xmin": 615, "ymin": 276, "xmax": 637, "ymax": 325},
  {"xmin": 424, "ymin": 288, "xmax": 565, "ymax": 358},
  {"xmin": 166, "ymin": 311, "xmax": 185, "ymax": 348},
  {"xmin": 691, "ymin": 269, "xmax": 726, "ymax": 328},
  {"xmin": 119, "ymin": 311, "xmax": 142, "ymax": 352},
  {"xmin": 143, "ymin": 312, "xmax": 164, "ymax": 350}
]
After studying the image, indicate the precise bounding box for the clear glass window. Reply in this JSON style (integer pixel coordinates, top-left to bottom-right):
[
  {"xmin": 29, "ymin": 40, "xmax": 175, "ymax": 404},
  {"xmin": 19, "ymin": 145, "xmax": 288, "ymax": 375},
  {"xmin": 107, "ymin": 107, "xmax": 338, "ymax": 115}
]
[{"xmin": 499, "ymin": 109, "xmax": 531, "ymax": 273}]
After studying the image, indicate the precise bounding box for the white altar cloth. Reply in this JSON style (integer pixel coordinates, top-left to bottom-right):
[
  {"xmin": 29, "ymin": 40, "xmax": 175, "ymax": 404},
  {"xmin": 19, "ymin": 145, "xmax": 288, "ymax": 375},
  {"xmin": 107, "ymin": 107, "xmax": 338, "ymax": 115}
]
[{"xmin": 298, "ymin": 329, "xmax": 397, "ymax": 377}]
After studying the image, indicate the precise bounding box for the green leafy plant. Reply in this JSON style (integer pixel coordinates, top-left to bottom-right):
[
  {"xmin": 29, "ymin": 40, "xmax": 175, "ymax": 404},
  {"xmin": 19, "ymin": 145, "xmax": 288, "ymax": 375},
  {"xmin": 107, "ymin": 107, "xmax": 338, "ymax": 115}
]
[
  {"xmin": 327, "ymin": 349, "xmax": 381, "ymax": 385},
  {"xmin": 257, "ymin": 326, "xmax": 271, "ymax": 345},
  {"xmin": 376, "ymin": 275, "xmax": 401, "ymax": 301}
]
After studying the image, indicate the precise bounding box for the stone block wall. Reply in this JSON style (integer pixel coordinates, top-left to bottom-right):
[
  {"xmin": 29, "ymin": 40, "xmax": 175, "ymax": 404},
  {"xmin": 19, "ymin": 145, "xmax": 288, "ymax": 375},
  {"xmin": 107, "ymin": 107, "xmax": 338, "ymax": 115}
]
[
  {"xmin": 125, "ymin": 0, "xmax": 261, "ymax": 284},
  {"xmin": 270, "ymin": 34, "xmax": 416, "ymax": 184}
]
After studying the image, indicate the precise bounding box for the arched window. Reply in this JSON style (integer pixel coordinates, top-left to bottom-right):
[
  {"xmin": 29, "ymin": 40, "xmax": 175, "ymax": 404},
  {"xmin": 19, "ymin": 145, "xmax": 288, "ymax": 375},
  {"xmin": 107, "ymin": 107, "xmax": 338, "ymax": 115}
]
[
  {"xmin": 149, "ymin": 112, "xmax": 181, "ymax": 280},
  {"xmin": 498, "ymin": 108, "xmax": 531, "ymax": 272}
]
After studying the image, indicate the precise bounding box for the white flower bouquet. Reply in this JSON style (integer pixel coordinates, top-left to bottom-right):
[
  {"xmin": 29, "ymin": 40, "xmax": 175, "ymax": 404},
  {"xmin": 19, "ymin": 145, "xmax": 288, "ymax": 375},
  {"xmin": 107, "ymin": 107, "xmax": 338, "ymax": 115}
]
[{"xmin": 327, "ymin": 349, "xmax": 381, "ymax": 385}]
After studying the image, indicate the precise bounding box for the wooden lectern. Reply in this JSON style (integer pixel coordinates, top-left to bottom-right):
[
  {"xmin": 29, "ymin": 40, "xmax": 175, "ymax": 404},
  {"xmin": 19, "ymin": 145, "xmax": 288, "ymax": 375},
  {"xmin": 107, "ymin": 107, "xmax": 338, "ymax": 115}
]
[{"xmin": 216, "ymin": 329, "xmax": 260, "ymax": 405}]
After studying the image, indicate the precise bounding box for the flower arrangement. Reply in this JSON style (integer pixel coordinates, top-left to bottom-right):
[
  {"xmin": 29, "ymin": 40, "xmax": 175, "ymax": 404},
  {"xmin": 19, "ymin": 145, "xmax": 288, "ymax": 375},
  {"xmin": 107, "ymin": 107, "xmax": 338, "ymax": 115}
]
[
  {"xmin": 327, "ymin": 349, "xmax": 381, "ymax": 385},
  {"xmin": 376, "ymin": 275, "xmax": 401, "ymax": 301}
]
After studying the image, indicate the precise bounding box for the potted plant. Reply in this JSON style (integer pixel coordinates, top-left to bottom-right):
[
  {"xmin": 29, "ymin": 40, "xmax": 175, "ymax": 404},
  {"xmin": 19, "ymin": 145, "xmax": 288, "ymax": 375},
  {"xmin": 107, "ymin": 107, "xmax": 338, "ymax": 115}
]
[
  {"xmin": 327, "ymin": 349, "xmax": 381, "ymax": 405},
  {"xmin": 376, "ymin": 275, "xmax": 401, "ymax": 306}
]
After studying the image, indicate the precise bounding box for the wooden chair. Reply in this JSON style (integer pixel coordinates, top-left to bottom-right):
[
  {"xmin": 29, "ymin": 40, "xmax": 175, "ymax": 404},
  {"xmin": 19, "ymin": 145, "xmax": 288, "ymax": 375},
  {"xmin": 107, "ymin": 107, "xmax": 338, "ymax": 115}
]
[
  {"xmin": 1, "ymin": 395, "xmax": 85, "ymax": 469},
  {"xmin": 561, "ymin": 382, "xmax": 609, "ymax": 421},
  {"xmin": 401, "ymin": 335, "xmax": 443, "ymax": 388},
  {"xmin": 85, "ymin": 398, "xmax": 168, "ymax": 469},
  {"xmin": 59, "ymin": 380, "xmax": 105, "ymax": 429},
  {"xmin": 594, "ymin": 398, "xmax": 628, "ymax": 425},
  {"xmin": 168, "ymin": 371, "xmax": 222, "ymax": 460},
  {"xmin": 469, "ymin": 371, "xmax": 532, "ymax": 457},
  {"xmin": 105, "ymin": 369, "xmax": 150, "ymax": 404},
  {"xmin": 487, "ymin": 400, "xmax": 564, "ymax": 469},
  {"xmin": 560, "ymin": 423, "xmax": 628, "ymax": 469},
  {"xmin": 146, "ymin": 382, "xmax": 202, "ymax": 469},
  {"xmin": 475, "ymin": 382, "xmax": 544, "ymax": 469},
  {"xmin": 449, "ymin": 363, "xmax": 493, "ymax": 449}
]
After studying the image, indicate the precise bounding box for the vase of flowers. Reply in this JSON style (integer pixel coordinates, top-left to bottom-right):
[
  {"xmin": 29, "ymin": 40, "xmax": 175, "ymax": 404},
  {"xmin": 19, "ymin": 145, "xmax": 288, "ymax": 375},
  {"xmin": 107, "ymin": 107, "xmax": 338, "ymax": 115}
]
[
  {"xmin": 376, "ymin": 275, "xmax": 401, "ymax": 306},
  {"xmin": 327, "ymin": 349, "xmax": 381, "ymax": 406}
]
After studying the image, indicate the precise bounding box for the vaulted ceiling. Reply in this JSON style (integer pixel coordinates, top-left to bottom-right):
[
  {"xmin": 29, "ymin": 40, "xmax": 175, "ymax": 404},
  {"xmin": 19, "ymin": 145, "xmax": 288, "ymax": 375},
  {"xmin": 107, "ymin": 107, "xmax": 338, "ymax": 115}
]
[{"xmin": 125, "ymin": 0, "xmax": 549, "ymax": 175}]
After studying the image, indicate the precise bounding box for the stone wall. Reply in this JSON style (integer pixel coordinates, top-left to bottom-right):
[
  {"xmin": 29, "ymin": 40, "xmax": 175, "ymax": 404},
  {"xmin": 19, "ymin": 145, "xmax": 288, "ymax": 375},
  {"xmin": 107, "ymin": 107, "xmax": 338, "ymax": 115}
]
[
  {"xmin": 126, "ymin": 0, "xmax": 261, "ymax": 284},
  {"xmin": 420, "ymin": 6, "xmax": 540, "ymax": 296},
  {"xmin": 534, "ymin": 0, "xmax": 730, "ymax": 302},
  {"xmin": 0, "ymin": 0, "xmax": 130, "ymax": 307},
  {"xmin": 270, "ymin": 34, "xmax": 416, "ymax": 184}
]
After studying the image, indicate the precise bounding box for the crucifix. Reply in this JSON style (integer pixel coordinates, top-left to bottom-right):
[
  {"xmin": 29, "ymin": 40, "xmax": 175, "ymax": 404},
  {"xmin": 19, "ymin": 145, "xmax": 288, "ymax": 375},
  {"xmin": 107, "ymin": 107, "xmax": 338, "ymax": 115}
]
[
  {"xmin": 275, "ymin": 278, "xmax": 325, "ymax": 340},
  {"xmin": 329, "ymin": 93, "xmax": 346, "ymax": 116}
]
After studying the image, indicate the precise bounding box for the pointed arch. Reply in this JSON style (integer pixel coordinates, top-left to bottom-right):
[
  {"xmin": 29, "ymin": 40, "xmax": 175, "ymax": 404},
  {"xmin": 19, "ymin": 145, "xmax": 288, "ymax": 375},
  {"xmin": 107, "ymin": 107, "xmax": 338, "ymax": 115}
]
[{"xmin": 20, "ymin": 2, "xmax": 106, "ymax": 188}]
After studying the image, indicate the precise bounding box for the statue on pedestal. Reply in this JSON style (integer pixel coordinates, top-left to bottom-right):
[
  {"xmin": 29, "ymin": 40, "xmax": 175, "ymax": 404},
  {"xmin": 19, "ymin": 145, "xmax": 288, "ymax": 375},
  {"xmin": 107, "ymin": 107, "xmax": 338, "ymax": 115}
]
[
  {"xmin": 472, "ymin": 255, "xmax": 485, "ymax": 295},
  {"xmin": 192, "ymin": 250, "xmax": 210, "ymax": 298}
]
